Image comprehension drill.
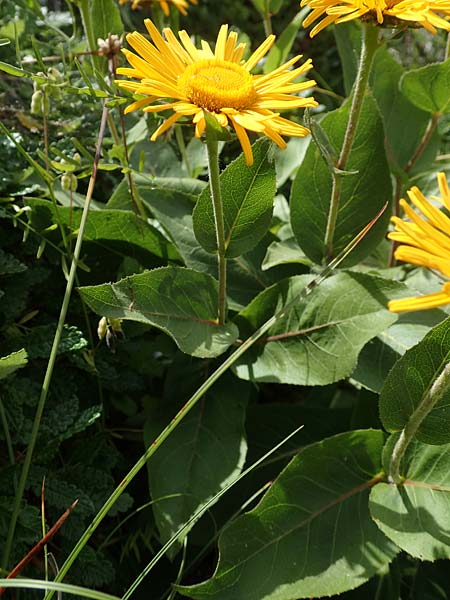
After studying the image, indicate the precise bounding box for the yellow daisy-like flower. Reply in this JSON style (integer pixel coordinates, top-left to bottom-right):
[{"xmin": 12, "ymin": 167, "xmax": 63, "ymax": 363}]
[
  {"xmin": 116, "ymin": 19, "xmax": 317, "ymax": 165},
  {"xmin": 301, "ymin": 0, "xmax": 450, "ymax": 37},
  {"xmin": 119, "ymin": 0, "xmax": 198, "ymax": 17},
  {"xmin": 388, "ymin": 173, "xmax": 450, "ymax": 312}
]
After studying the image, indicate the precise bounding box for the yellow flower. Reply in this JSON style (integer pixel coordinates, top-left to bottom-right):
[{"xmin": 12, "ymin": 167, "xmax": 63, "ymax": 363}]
[
  {"xmin": 301, "ymin": 0, "xmax": 450, "ymax": 37},
  {"xmin": 388, "ymin": 173, "xmax": 450, "ymax": 312},
  {"xmin": 119, "ymin": 0, "xmax": 198, "ymax": 17},
  {"xmin": 116, "ymin": 20, "xmax": 317, "ymax": 165}
]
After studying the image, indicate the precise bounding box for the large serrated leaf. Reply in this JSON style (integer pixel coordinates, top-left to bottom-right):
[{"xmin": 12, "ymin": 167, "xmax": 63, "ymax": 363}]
[
  {"xmin": 144, "ymin": 375, "xmax": 249, "ymax": 554},
  {"xmin": 379, "ymin": 317, "xmax": 450, "ymax": 445},
  {"xmin": 290, "ymin": 95, "xmax": 391, "ymax": 265},
  {"xmin": 233, "ymin": 271, "xmax": 402, "ymax": 386},
  {"xmin": 79, "ymin": 266, "xmax": 238, "ymax": 358},
  {"xmin": 370, "ymin": 436, "xmax": 450, "ymax": 560},
  {"xmin": 179, "ymin": 430, "xmax": 398, "ymax": 600},
  {"xmin": 193, "ymin": 139, "xmax": 276, "ymax": 258}
]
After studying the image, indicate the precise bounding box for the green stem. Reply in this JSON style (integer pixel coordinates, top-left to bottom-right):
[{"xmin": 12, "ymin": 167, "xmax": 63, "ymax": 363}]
[
  {"xmin": 0, "ymin": 400, "xmax": 15, "ymax": 469},
  {"xmin": 389, "ymin": 361, "xmax": 450, "ymax": 484},
  {"xmin": 1, "ymin": 104, "xmax": 109, "ymax": 572},
  {"xmin": 205, "ymin": 136, "xmax": 227, "ymax": 325},
  {"xmin": 263, "ymin": 12, "xmax": 272, "ymax": 37},
  {"xmin": 43, "ymin": 205, "xmax": 381, "ymax": 600},
  {"xmin": 324, "ymin": 23, "xmax": 379, "ymax": 260}
]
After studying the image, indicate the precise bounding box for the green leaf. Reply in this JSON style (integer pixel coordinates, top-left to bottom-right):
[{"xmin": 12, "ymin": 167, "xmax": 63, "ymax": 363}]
[
  {"xmin": 261, "ymin": 237, "xmax": 311, "ymax": 271},
  {"xmin": 400, "ymin": 58, "xmax": 450, "ymax": 114},
  {"xmin": 79, "ymin": 266, "xmax": 238, "ymax": 358},
  {"xmin": 27, "ymin": 200, "xmax": 180, "ymax": 262},
  {"xmin": 264, "ymin": 10, "xmax": 305, "ymax": 73},
  {"xmin": 370, "ymin": 437, "xmax": 450, "ymax": 560},
  {"xmin": 0, "ymin": 349, "xmax": 28, "ymax": 380},
  {"xmin": 107, "ymin": 174, "xmax": 207, "ymax": 209},
  {"xmin": 371, "ymin": 49, "xmax": 439, "ymax": 173},
  {"xmin": 6, "ymin": 324, "xmax": 87, "ymax": 360},
  {"xmin": 133, "ymin": 185, "xmax": 271, "ymax": 309},
  {"xmin": 379, "ymin": 316, "xmax": 450, "ymax": 445},
  {"xmin": 193, "ymin": 139, "xmax": 276, "ymax": 258},
  {"xmin": 234, "ymin": 272, "xmax": 400, "ymax": 386},
  {"xmin": 91, "ymin": 0, "xmax": 123, "ymax": 41},
  {"xmin": 179, "ymin": 430, "xmax": 398, "ymax": 600},
  {"xmin": 352, "ymin": 307, "xmax": 446, "ymax": 393},
  {"xmin": 144, "ymin": 375, "xmax": 249, "ymax": 553},
  {"xmin": 290, "ymin": 95, "xmax": 392, "ymax": 265},
  {"xmin": 0, "ymin": 249, "xmax": 28, "ymax": 275},
  {"xmin": 0, "ymin": 60, "xmax": 30, "ymax": 78}
]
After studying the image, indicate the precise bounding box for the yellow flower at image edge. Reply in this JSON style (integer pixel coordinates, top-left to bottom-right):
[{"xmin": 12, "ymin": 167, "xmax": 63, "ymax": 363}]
[
  {"xmin": 119, "ymin": 0, "xmax": 198, "ymax": 17},
  {"xmin": 388, "ymin": 173, "xmax": 450, "ymax": 313},
  {"xmin": 116, "ymin": 20, "xmax": 317, "ymax": 165},
  {"xmin": 301, "ymin": 0, "xmax": 450, "ymax": 37}
]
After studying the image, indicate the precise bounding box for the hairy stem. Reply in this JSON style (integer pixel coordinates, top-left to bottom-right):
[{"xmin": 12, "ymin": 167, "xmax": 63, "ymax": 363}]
[
  {"xmin": 1, "ymin": 104, "xmax": 109, "ymax": 571},
  {"xmin": 324, "ymin": 23, "xmax": 379, "ymax": 259},
  {"xmin": 205, "ymin": 136, "xmax": 227, "ymax": 325},
  {"xmin": 43, "ymin": 205, "xmax": 384, "ymax": 599},
  {"xmin": 389, "ymin": 361, "xmax": 450, "ymax": 484}
]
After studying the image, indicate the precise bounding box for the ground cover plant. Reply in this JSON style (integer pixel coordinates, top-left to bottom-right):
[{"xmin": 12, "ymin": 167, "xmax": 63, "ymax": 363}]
[{"xmin": 2, "ymin": 0, "xmax": 450, "ymax": 598}]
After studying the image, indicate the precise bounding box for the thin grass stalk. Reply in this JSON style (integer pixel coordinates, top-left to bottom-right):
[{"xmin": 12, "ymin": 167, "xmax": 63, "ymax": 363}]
[
  {"xmin": 1, "ymin": 104, "xmax": 109, "ymax": 571},
  {"xmin": 121, "ymin": 425, "xmax": 306, "ymax": 599}
]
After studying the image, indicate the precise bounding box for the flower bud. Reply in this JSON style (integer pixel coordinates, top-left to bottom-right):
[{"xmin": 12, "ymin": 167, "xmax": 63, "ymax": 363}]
[
  {"xmin": 61, "ymin": 173, "xmax": 78, "ymax": 192},
  {"xmin": 30, "ymin": 90, "xmax": 44, "ymax": 115},
  {"xmin": 97, "ymin": 316, "xmax": 108, "ymax": 340}
]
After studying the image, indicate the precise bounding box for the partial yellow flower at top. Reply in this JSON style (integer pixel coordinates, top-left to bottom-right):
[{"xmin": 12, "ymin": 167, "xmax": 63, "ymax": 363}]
[
  {"xmin": 388, "ymin": 173, "xmax": 450, "ymax": 312},
  {"xmin": 301, "ymin": 0, "xmax": 450, "ymax": 37},
  {"xmin": 116, "ymin": 19, "xmax": 317, "ymax": 166},
  {"xmin": 119, "ymin": 0, "xmax": 198, "ymax": 17}
]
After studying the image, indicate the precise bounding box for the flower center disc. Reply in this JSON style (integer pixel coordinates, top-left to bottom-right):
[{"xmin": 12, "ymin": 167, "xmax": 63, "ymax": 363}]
[{"xmin": 178, "ymin": 58, "xmax": 256, "ymax": 112}]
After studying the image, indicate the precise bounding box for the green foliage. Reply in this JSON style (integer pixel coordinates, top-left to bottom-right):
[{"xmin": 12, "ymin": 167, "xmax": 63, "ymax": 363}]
[
  {"xmin": 234, "ymin": 272, "xmax": 400, "ymax": 385},
  {"xmin": 401, "ymin": 58, "xmax": 450, "ymax": 114},
  {"xmin": 290, "ymin": 95, "xmax": 392, "ymax": 265},
  {"xmin": 193, "ymin": 139, "xmax": 276, "ymax": 258},
  {"xmin": 2, "ymin": 2, "xmax": 450, "ymax": 599},
  {"xmin": 0, "ymin": 349, "xmax": 28, "ymax": 380},
  {"xmin": 371, "ymin": 437, "xmax": 450, "ymax": 560},
  {"xmin": 380, "ymin": 317, "xmax": 450, "ymax": 444},
  {"xmin": 79, "ymin": 267, "xmax": 239, "ymax": 357},
  {"xmin": 144, "ymin": 374, "xmax": 250, "ymax": 552},
  {"xmin": 179, "ymin": 430, "xmax": 398, "ymax": 600}
]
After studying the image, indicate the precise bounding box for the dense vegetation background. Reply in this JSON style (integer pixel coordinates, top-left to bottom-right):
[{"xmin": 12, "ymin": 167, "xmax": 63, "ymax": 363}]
[{"xmin": 2, "ymin": 0, "xmax": 450, "ymax": 598}]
